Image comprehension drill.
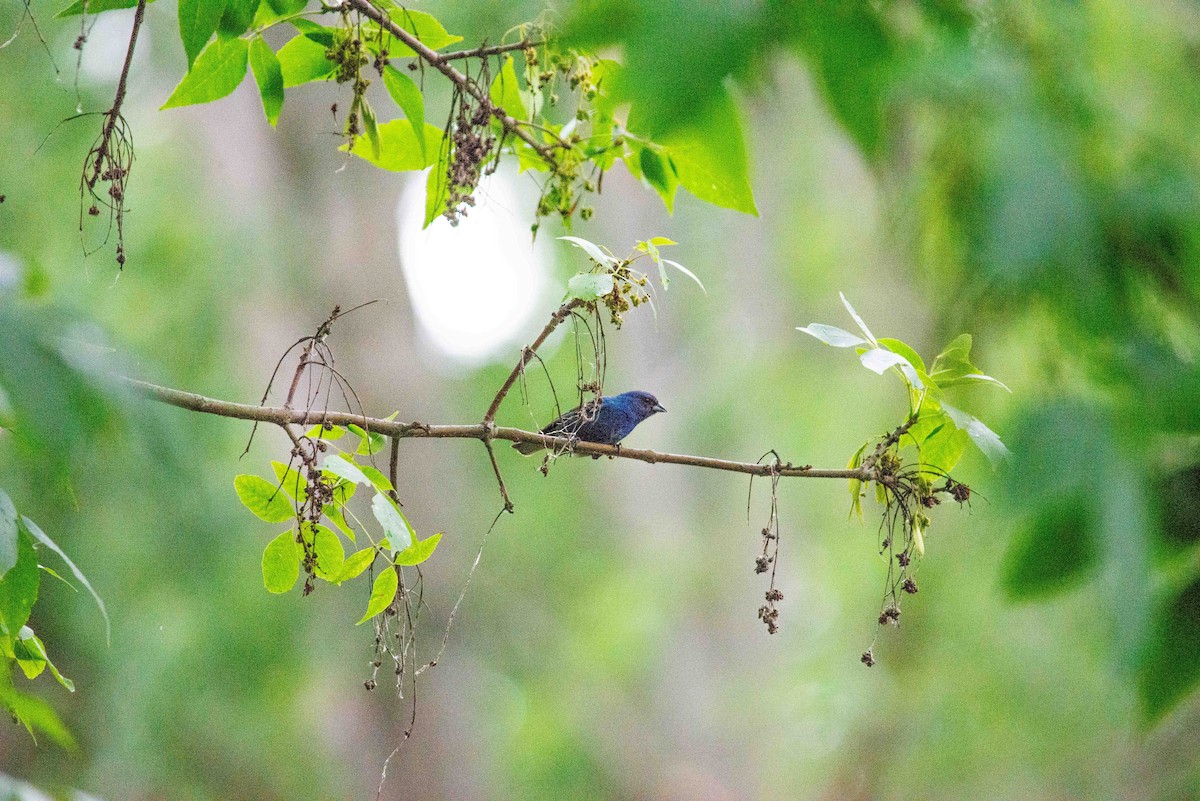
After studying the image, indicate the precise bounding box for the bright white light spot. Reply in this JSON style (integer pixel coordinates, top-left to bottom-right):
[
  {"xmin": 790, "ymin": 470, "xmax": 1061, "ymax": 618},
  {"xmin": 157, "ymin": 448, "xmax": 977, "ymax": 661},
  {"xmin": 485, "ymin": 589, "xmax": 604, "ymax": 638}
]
[
  {"xmin": 397, "ymin": 167, "xmax": 551, "ymax": 365},
  {"xmin": 78, "ymin": 10, "xmax": 152, "ymax": 85}
]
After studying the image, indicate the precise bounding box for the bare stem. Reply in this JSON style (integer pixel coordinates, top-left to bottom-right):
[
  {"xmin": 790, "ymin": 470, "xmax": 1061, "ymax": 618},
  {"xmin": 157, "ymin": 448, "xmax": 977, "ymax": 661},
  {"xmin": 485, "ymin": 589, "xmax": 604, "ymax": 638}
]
[{"xmin": 483, "ymin": 299, "xmax": 582, "ymax": 424}]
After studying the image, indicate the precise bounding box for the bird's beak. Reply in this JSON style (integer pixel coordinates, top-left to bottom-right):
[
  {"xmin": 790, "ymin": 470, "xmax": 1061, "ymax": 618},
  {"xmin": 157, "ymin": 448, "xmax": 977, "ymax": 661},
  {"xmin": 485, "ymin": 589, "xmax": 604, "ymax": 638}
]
[{"xmin": 653, "ymin": 403, "xmax": 667, "ymax": 414}]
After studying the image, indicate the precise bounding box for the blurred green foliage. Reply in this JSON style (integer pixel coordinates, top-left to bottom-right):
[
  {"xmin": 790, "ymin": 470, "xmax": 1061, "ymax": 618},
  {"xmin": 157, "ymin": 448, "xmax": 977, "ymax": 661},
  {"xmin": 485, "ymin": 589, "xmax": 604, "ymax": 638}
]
[{"xmin": 3, "ymin": 0, "xmax": 1200, "ymax": 799}]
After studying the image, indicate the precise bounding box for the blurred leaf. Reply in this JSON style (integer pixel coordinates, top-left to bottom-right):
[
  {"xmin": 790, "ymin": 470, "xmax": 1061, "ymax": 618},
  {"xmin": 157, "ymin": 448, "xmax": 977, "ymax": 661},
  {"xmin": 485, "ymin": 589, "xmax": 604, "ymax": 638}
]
[
  {"xmin": 0, "ymin": 529, "xmax": 38, "ymax": 635},
  {"xmin": 382, "ymin": 65, "xmax": 426, "ymax": 158},
  {"xmin": 323, "ymin": 454, "xmax": 369, "ymax": 486},
  {"xmin": 342, "ymin": 121, "xmax": 443, "ymax": 171},
  {"xmin": 1140, "ymin": 576, "xmax": 1200, "ymax": 722},
  {"xmin": 930, "ymin": 333, "xmax": 1011, "ymax": 391},
  {"xmin": 847, "ymin": 442, "xmax": 867, "ymax": 520},
  {"xmin": 1002, "ymin": 498, "xmax": 1098, "ymax": 599},
  {"xmin": 20, "ymin": 516, "xmax": 109, "ymax": 644},
  {"xmin": 261, "ymin": 531, "xmax": 300, "ymax": 593},
  {"xmin": 356, "ymin": 567, "xmax": 397, "ymax": 624},
  {"xmin": 248, "ymin": 36, "xmax": 284, "ymax": 126},
  {"xmin": 217, "ymin": 0, "xmax": 258, "ymax": 37},
  {"xmin": 660, "ymin": 259, "xmax": 706, "ymax": 293},
  {"xmin": 361, "ymin": 99, "xmax": 381, "ymax": 159},
  {"xmin": 635, "ymin": 86, "xmax": 757, "ymax": 215},
  {"xmin": 1159, "ymin": 465, "xmax": 1200, "ymax": 549},
  {"xmin": 178, "ymin": 0, "xmax": 226, "ymax": 69},
  {"xmin": 625, "ymin": 145, "xmax": 679, "ymax": 211},
  {"xmin": 335, "ymin": 547, "xmax": 375, "ymax": 584},
  {"xmin": 0, "ymin": 681, "xmax": 75, "ymax": 748},
  {"xmin": 55, "ymin": 0, "xmax": 155, "ymax": 17},
  {"xmin": 234, "ymin": 475, "xmax": 294, "ymax": 523},
  {"xmin": 394, "ymin": 532, "xmax": 441, "ymax": 567},
  {"xmin": 0, "ymin": 489, "xmax": 16, "ymax": 579},
  {"xmin": 567, "ymin": 273, "xmax": 614, "ymax": 301},
  {"xmin": 277, "ymin": 34, "xmax": 334, "ymax": 87},
  {"xmin": 371, "ymin": 493, "xmax": 413, "ymax": 552},
  {"xmin": 489, "ymin": 55, "xmax": 527, "ymax": 121},
  {"xmin": 797, "ymin": 324, "xmax": 869, "ymax": 348},
  {"xmin": 161, "ymin": 38, "xmax": 249, "ymax": 110}
]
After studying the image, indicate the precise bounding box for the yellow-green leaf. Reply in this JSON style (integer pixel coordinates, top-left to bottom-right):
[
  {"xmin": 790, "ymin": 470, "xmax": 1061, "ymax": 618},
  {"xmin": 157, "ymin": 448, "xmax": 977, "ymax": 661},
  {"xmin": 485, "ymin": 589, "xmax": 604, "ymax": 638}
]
[
  {"xmin": 234, "ymin": 475, "xmax": 294, "ymax": 523},
  {"xmin": 357, "ymin": 567, "xmax": 398, "ymax": 624},
  {"xmin": 162, "ymin": 37, "xmax": 249, "ymax": 110},
  {"xmin": 394, "ymin": 532, "xmax": 442, "ymax": 566},
  {"xmin": 341, "ymin": 120, "xmax": 443, "ymax": 171},
  {"xmin": 335, "ymin": 547, "xmax": 376, "ymax": 584},
  {"xmin": 262, "ymin": 531, "xmax": 300, "ymax": 593}
]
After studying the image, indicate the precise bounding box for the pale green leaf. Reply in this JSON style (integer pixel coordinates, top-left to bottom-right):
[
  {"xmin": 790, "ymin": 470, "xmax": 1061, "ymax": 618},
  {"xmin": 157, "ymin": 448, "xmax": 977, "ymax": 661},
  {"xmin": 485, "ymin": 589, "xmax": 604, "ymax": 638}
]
[
  {"xmin": 21, "ymin": 516, "xmax": 109, "ymax": 644},
  {"xmin": 797, "ymin": 323, "xmax": 869, "ymax": 348},
  {"xmin": 0, "ymin": 488, "xmax": 17, "ymax": 579},
  {"xmin": 559, "ymin": 236, "xmax": 617, "ymax": 267},
  {"xmin": 262, "ymin": 531, "xmax": 300, "ymax": 593},
  {"xmin": 323, "ymin": 454, "xmax": 369, "ymax": 486},
  {"xmin": 371, "ymin": 492, "xmax": 413, "ymax": 552},
  {"xmin": 567, "ymin": 273, "xmax": 615, "ymax": 301},
  {"xmin": 311, "ymin": 524, "xmax": 345, "ymax": 580},
  {"xmin": 942, "ymin": 402, "xmax": 1010, "ymax": 465}
]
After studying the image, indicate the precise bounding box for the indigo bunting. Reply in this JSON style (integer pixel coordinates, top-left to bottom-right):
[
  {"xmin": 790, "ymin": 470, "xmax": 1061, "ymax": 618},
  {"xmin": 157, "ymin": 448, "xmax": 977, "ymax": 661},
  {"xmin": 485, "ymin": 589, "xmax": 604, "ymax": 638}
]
[{"xmin": 513, "ymin": 391, "xmax": 667, "ymax": 455}]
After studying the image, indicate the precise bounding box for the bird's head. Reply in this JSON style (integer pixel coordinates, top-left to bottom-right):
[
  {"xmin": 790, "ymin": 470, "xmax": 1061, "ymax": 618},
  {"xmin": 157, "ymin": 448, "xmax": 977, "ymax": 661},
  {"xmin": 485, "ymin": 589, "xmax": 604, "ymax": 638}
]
[{"xmin": 615, "ymin": 390, "xmax": 667, "ymax": 420}]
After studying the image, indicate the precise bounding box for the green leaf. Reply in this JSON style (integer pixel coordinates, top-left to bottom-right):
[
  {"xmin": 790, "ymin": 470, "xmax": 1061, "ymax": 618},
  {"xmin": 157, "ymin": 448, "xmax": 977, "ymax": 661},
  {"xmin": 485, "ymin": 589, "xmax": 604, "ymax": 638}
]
[
  {"xmin": 14, "ymin": 629, "xmax": 74, "ymax": 692},
  {"xmin": 424, "ymin": 157, "xmax": 450, "ymax": 228},
  {"xmin": 306, "ymin": 423, "xmax": 346, "ymax": 440},
  {"xmin": 249, "ymin": 36, "xmax": 284, "ymax": 126},
  {"xmin": 360, "ymin": 465, "xmax": 394, "ymax": 494},
  {"xmin": 929, "ymin": 333, "xmax": 1012, "ymax": 392},
  {"xmin": 361, "ymin": 99, "xmax": 381, "ymax": 160},
  {"xmin": 648, "ymin": 86, "xmax": 757, "ymax": 215},
  {"xmin": 878, "ymin": 338, "xmax": 927, "ymax": 377},
  {"xmin": 234, "ymin": 475, "xmax": 294, "ymax": 523},
  {"xmin": 559, "ymin": 236, "xmax": 617, "ymax": 267},
  {"xmin": 277, "ymin": 33, "xmax": 334, "ymax": 87},
  {"xmin": 290, "ymin": 17, "xmax": 333, "ymax": 45},
  {"xmin": 261, "ymin": 531, "xmax": 300, "ymax": 593},
  {"xmin": 347, "ymin": 423, "xmax": 386, "ymax": 455},
  {"xmin": 371, "ymin": 3, "xmax": 462, "ymax": 54},
  {"xmin": 0, "ymin": 488, "xmax": 17, "ymax": 579},
  {"xmin": 567, "ymin": 273, "xmax": 615, "ymax": 301},
  {"xmin": 916, "ymin": 417, "xmax": 969, "ymax": 475},
  {"xmin": 489, "ymin": 55, "xmax": 527, "ymax": 121},
  {"xmin": 335, "ymin": 547, "xmax": 375, "ymax": 583},
  {"xmin": 847, "ymin": 442, "xmax": 867, "ymax": 520},
  {"xmin": 0, "ymin": 529, "xmax": 38, "ymax": 635},
  {"xmin": 270, "ymin": 461, "xmax": 307, "ymax": 503},
  {"xmin": 55, "ymin": 0, "xmax": 156, "ymax": 17},
  {"xmin": 2, "ymin": 684, "xmax": 75, "ymax": 748},
  {"xmin": 342, "ymin": 120, "xmax": 443, "ymax": 171},
  {"xmin": 797, "ymin": 323, "xmax": 868, "ymax": 349},
  {"xmin": 858, "ymin": 348, "xmax": 923, "ymax": 388},
  {"xmin": 322, "ymin": 504, "xmax": 355, "ymax": 542},
  {"xmin": 626, "ymin": 145, "xmax": 679, "ymax": 211},
  {"xmin": 311, "ymin": 525, "xmax": 345, "ymax": 580},
  {"xmin": 1139, "ymin": 576, "xmax": 1200, "ymax": 722},
  {"xmin": 178, "ymin": 0, "xmax": 227, "ymax": 70},
  {"xmin": 357, "ymin": 567, "xmax": 398, "ymax": 624},
  {"xmin": 942, "ymin": 402, "xmax": 1010, "ymax": 465},
  {"xmin": 371, "ymin": 493, "xmax": 413, "ymax": 552},
  {"xmin": 323, "ymin": 454, "xmax": 369, "ymax": 486},
  {"xmin": 659, "ymin": 258, "xmax": 706, "ymax": 293},
  {"xmin": 1002, "ymin": 497, "xmax": 1097, "ymax": 599},
  {"xmin": 217, "ymin": 0, "xmax": 258, "ymax": 37},
  {"xmin": 20, "ymin": 516, "xmax": 109, "ymax": 644},
  {"xmin": 394, "ymin": 532, "xmax": 442, "ymax": 566},
  {"xmin": 382, "ymin": 65, "xmax": 426, "ymax": 159},
  {"xmin": 161, "ymin": 37, "xmax": 250, "ymax": 109}
]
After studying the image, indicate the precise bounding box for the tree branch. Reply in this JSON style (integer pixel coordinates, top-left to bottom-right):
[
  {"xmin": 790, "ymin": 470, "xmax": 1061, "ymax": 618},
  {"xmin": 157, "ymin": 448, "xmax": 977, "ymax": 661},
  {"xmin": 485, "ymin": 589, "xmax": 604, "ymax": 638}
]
[
  {"xmin": 124, "ymin": 378, "xmax": 870, "ymax": 481},
  {"xmin": 483, "ymin": 299, "xmax": 582, "ymax": 425},
  {"xmin": 440, "ymin": 40, "xmax": 540, "ymax": 61},
  {"xmin": 345, "ymin": 0, "xmax": 561, "ymax": 160}
]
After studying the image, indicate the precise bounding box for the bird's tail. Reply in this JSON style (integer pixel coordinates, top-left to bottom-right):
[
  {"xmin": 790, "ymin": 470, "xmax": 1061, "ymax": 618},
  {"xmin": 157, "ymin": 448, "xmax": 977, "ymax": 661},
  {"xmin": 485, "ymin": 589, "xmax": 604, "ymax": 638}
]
[{"xmin": 512, "ymin": 440, "xmax": 544, "ymax": 455}]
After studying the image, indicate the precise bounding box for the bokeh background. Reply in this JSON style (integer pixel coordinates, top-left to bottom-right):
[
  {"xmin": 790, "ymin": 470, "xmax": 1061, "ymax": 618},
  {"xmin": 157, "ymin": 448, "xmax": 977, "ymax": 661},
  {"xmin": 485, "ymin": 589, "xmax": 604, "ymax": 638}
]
[{"xmin": 3, "ymin": 1, "xmax": 1200, "ymax": 799}]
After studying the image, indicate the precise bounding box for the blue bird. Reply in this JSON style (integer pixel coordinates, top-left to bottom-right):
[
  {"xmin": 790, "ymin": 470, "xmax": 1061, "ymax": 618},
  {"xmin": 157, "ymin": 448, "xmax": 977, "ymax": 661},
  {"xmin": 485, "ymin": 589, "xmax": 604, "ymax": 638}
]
[{"xmin": 513, "ymin": 391, "xmax": 667, "ymax": 455}]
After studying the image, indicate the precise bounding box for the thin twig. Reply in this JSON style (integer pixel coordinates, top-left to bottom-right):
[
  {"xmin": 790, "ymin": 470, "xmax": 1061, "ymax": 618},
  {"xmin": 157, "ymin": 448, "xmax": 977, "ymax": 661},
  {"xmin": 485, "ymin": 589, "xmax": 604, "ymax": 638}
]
[
  {"xmin": 483, "ymin": 299, "xmax": 582, "ymax": 424},
  {"xmin": 440, "ymin": 39, "xmax": 541, "ymax": 61}
]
